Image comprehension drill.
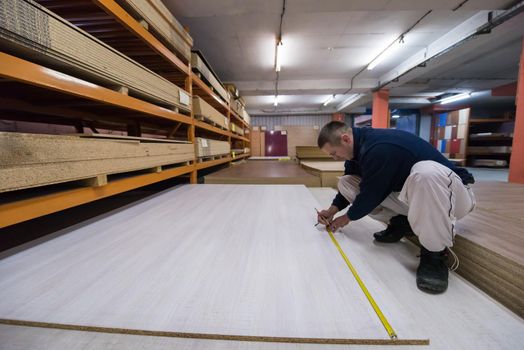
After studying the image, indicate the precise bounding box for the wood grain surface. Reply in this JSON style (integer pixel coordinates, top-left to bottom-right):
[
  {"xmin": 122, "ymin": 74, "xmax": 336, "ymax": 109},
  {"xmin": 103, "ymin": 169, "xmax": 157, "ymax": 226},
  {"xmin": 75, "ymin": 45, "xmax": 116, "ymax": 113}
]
[
  {"xmin": 204, "ymin": 161, "xmax": 321, "ymax": 187},
  {"xmin": 0, "ymin": 185, "xmax": 427, "ymax": 344}
]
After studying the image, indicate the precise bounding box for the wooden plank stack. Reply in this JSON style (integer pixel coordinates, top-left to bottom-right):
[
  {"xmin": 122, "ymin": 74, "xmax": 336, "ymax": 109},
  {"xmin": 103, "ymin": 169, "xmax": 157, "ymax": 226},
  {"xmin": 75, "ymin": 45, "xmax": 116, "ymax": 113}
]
[
  {"xmin": 0, "ymin": 0, "xmax": 191, "ymax": 111},
  {"xmin": 191, "ymin": 51, "xmax": 229, "ymax": 102},
  {"xmin": 296, "ymin": 146, "xmax": 331, "ymax": 161},
  {"xmin": 195, "ymin": 137, "xmax": 230, "ymax": 158},
  {"xmin": 0, "ymin": 132, "xmax": 194, "ymax": 192},
  {"xmin": 116, "ymin": 0, "xmax": 193, "ymax": 61},
  {"xmin": 193, "ymin": 96, "xmax": 229, "ymax": 130}
]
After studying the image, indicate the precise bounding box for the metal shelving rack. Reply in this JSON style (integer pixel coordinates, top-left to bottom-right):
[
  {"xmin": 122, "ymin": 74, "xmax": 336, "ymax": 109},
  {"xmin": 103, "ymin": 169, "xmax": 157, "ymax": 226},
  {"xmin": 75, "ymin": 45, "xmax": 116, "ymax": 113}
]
[{"xmin": 0, "ymin": 0, "xmax": 250, "ymax": 228}]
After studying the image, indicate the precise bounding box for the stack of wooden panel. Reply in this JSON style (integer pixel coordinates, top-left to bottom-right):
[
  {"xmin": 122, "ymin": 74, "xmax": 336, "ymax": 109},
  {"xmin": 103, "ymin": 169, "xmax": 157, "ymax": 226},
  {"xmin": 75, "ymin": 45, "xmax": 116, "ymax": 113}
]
[
  {"xmin": 195, "ymin": 137, "xmax": 230, "ymax": 158},
  {"xmin": 296, "ymin": 146, "xmax": 331, "ymax": 161},
  {"xmin": 193, "ymin": 96, "xmax": 229, "ymax": 130},
  {"xmin": 231, "ymin": 123, "xmax": 245, "ymax": 136},
  {"xmin": 116, "ymin": 0, "xmax": 193, "ymax": 62},
  {"xmin": 0, "ymin": 0, "xmax": 190, "ymax": 112},
  {"xmin": 0, "ymin": 132, "xmax": 195, "ymax": 192},
  {"xmin": 191, "ymin": 51, "xmax": 228, "ymax": 102}
]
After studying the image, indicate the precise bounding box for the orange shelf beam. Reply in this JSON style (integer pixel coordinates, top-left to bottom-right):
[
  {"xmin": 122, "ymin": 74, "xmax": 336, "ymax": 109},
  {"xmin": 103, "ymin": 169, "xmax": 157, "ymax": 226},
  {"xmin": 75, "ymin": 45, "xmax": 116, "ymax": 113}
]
[
  {"xmin": 0, "ymin": 53, "xmax": 192, "ymax": 125},
  {"xmin": 191, "ymin": 73, "xmax": 229, "ymax": 113},
  {"xmin": 0, "ymin": 164, "xmax": 195, "ymax": 229},
  {"xmin": 231, "ymin": 134, "xmax": 250, "ymax": 142},
  {"xmin": 194, "ymin": 120, "xmax": 231, "ymax": 137},
  {"xmin": 94, "ymin": 0, "xmax": 190, "ymax": 77},
  {"xmin": 195, "ymin": 156, "xmax": 232, "ymax": 170}
]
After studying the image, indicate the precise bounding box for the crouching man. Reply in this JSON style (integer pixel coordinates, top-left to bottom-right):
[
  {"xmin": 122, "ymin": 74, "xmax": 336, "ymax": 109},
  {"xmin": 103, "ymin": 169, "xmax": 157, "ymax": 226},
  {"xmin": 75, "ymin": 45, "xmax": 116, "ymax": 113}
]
[{"xmin": 316, "ymin": 121, "xmax": 475, "ymax": 294}]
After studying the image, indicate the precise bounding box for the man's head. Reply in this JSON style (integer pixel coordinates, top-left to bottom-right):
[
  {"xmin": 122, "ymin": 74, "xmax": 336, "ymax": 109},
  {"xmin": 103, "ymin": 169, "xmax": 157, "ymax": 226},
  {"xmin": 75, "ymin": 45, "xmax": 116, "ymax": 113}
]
[{"xmin": 317, "ymin": 121, "xmax": 354, "ymax": 160}]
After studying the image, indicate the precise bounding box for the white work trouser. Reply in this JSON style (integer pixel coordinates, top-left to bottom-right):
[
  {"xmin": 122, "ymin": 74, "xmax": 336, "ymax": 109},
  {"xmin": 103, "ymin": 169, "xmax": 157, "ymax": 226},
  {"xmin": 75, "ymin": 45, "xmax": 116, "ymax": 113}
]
[{"xmin": 338, "ymin": 161, "xmax": 476, "ymax": 252}]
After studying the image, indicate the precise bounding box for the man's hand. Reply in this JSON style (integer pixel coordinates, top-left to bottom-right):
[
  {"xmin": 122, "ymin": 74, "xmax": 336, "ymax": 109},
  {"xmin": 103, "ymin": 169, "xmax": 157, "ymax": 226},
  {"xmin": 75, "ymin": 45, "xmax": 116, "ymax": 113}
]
[
  {"xmin": 329, "ymin": 215, "xmax": 350, "ymax": 232},
  {"xmin": 317, "ymin": 205, "xmax": 338, "ymax": 226}
]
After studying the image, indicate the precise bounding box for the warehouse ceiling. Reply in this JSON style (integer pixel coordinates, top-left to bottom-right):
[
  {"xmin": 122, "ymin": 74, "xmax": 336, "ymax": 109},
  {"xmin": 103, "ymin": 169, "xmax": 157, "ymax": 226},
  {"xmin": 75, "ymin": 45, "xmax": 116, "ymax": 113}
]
[{"xmin": 165, "ymin": 0, "xmax": 523, "ymax": 114}]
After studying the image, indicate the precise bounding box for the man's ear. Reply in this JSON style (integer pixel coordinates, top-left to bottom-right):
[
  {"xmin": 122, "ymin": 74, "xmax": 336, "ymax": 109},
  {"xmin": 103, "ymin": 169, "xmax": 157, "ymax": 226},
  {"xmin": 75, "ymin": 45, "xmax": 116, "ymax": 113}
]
[{"xmin": 341, "ymin": 133, "xmax": 352, "ymax": 146}]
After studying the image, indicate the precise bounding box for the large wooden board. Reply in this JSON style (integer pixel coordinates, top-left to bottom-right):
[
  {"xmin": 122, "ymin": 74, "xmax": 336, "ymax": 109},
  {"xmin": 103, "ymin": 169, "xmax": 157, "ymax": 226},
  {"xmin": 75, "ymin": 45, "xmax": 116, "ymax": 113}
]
[
  {"xmin": 195, "ymin": 137, "xmax": 230, "ymax": 158},
  {"xmin": 116, "ymin": 0, "xmax": 193, "ymax": 61},
  {"xmin": 204, "ymin": 161, "xmax": 321, "ymax": 187},
  {"xmin": 0, "ymin": 0, "xmax": 190, "ymax": 111},
  {"xmin": 0, "ymin": 185, "xmax": 427, "ymax": 344},
  {"xmin": 301, "ymin": 161, "xmax": 345, "ymax": 188},
  {"xmin": 0, "ymin": 132, "xmax": 194, "ymax": 192},
  {"xmin": 191, "ymin": 52, "xmax": 228, "ymax": 102},
  {"xmin": 193, "ymin": 96, "xmax": 229, "ymax": 130},
  {"xmin": 296, "ymin": 146, "xmax": 331, "ymax": 161}
]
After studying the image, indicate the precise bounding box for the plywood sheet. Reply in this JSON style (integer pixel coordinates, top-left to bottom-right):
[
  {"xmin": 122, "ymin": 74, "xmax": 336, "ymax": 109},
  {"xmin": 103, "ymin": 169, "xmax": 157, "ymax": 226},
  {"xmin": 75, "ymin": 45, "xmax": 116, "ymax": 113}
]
[
  {"xmin": 0, "ymin": 0, "xmax": 190, "ymax": 111},
  {"xmin": 204, "ymin": 161, "xmax": 321, "ymax": 187},
  {"xmin": 0, "ymin": 132, "xmax": 194, "ymax": 192},
  {"xmin": 0, "ymin": 185, "xmax": 426, "ymax": 344},
  {"xmin": 191, "ymin": 52, "xmax": 228, "ymax": 102},
  {"xmin": 250, "ymin": 130, "xmax": 262, "ymax": 157},
  {"xmin": 281, "ymin": 126, "xmax": 319, "ymax": 158},
  {"xmin": 193, "ymin": 96, "xmax": 229, "ymax": 130},
  {"xmin": 195, "ymin": 138, "xmax": 230, "ymax": 158},
  {"xmin": 117, "ymin": 0, "xmax": 192, "ymax": 61},
  {"xmin": 301, "ymin": 161, "xmax": 344, "ymax": 188},
  {"xmin": 296, "ymin": 146, "xmax": 331, "ymax": 161}
]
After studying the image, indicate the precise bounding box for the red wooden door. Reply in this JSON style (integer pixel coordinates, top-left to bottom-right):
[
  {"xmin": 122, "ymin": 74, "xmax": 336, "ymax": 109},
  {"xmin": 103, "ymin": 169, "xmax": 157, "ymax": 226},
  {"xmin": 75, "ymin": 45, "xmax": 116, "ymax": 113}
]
[{"xmin": 265, "ymin": 131, "xmax": 288, "ymax": 156}]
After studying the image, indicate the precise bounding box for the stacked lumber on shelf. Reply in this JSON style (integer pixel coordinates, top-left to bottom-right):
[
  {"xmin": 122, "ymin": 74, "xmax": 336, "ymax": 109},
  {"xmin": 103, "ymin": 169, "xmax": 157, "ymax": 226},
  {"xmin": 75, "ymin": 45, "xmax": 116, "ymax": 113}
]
[
  {"xmin": 467, "ymin": 146, "xmax": 512, "ymax": 154},
  {"xmin": 231, "ymin": 123, "xmax": 245, "ymax": 136},
  {"xmin": 0, "ymin": 0, "xmax": 191, "ymax": 112},
  {"xmin": 193, "ymin": 96, "xmax": 229, "ymax": 130},
  {"xmin": 195, "ymin": 137, "xmax": 230, "ymax": 158},
  {"xmin": 296, "ymin": 146, "xmax": 331, "ymax": 161},
  {"xmin": 0, "ymin": 132, "xmax": 195, "ymax": 192},
  {"xmin": 191, "ymin": 51, "xmax": 228, "ymax": 102},
  {"xmin": 116, "ymin": 0, "xmax": 193, "ymax": 61}
]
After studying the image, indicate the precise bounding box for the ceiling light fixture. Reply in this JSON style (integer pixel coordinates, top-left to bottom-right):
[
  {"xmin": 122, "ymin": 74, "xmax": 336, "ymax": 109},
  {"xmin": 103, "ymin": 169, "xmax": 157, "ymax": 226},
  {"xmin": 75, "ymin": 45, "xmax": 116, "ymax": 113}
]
[
  {"xmin": 391, "ymin": 115, "xmax": 400, "ymax": 119},
  {"xmin": 367, "ymin": 35, "xmax": 405, "ymax": 71},
  {"xmin": 439, "ymin": 92, "xmax": 472, "ymax": 104},
  {"xmin": 274, "ymin": 95, "xmax": 279, "ymax": 106},
  {"xmin": 323, "ymin": 94, "xmax": 335, "ymax": 106},
  {"xmin": 275, "ymin": 41, "xmax": 283, "ymax": 72},
  {"xmin": 336, "ymin": 94, "xmax": 362, "ymax": 111}
]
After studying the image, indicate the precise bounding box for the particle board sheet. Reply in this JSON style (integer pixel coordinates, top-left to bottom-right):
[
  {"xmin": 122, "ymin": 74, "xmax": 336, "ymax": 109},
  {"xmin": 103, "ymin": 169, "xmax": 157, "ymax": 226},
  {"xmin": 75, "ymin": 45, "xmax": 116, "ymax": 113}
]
[
  {"xmin": 0, "ymin": 185, "xmax": 427, "ymax": 344},
  {"xmin": 204, "ymin": 161, "xmax": 321, "ymax": 187},
  {"xmin": 308, "ymin": 187, "xmax": 524, "ymax": 350},
  {"xmin": 116, "ymin": 0, "xmax": 192, "ymax": 61},
  {"xmin": 300, "ymin": 161, "xmax": 345, "ymax": 188},
  {"xmin": 193, "ymin": 96, "xmax": 229, "ymax": 130},
  {"xmin": 191, "ymin": 51, "xmax": 228, "ymax": 102},
  {"xmin": 0, "ymin": 0, "xmax": 190, "ymax": 111},
  {"xmin": 0, "ymin": 132, "xmax": 195, "ymax": 192},
  {"xmin": 195, "ymin": 137, "xmax": 230, "ymax": 158},
  {"xmin": 296, "ymin": 146, "xmax": 331, "ymax": 161}
]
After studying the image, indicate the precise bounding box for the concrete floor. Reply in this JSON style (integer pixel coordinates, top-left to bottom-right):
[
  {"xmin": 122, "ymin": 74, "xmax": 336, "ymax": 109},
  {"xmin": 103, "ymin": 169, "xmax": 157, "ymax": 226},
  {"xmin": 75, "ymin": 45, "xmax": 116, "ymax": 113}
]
[{"xmin": 466, "ymin": 167, "xmax": 509, "ymax": 182}]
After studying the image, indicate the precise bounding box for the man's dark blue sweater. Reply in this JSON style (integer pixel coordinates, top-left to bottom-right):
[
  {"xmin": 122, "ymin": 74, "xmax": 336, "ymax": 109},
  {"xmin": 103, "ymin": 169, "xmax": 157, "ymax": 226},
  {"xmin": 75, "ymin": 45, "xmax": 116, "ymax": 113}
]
[{"xmin": 332, "ymin": 127, "xmax": 474, "ymax": 221}]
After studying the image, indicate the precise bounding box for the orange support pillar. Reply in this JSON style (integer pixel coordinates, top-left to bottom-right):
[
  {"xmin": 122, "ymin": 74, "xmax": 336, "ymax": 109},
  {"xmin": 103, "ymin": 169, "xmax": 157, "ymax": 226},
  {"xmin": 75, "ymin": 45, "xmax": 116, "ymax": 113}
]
[
  {"xmin": 509, "ymin": 37, "xmax": 524, "ymax": 184},
  {"xmin": 372, "ymin": 89, "xmax": 390, "ymax": 128}
]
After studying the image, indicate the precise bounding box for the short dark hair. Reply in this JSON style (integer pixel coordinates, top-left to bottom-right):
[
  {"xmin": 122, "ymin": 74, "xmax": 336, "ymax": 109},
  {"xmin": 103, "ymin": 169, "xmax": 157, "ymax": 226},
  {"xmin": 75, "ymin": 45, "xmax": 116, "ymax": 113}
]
[{"xmin": 318, "ymin": 121, "xmax": 350, "ymax": 148}]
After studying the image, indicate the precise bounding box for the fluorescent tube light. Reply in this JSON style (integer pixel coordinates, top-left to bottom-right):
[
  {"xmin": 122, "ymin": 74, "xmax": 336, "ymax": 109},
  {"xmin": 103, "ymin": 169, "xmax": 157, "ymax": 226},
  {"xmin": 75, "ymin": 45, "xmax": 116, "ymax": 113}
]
[
  {"xmin": 275, "ymin": 41, "xmax": 283, "ymax": 72},
  {"xmin": 274, "ymin": 95, "xmax": 279, "ymax": 106},
  {"xmin": 391, "ymin": 115, "xmax": 400, "ymax": 119},
  {"xmin": 367, "ymin": 36, "xmax": 404, "ymax": 71},
  {"xmin": 323, "ymin": 95, "xmax": 335, "ymax": 106},
  {"xmin": 439, "ymin": 92, "xmax": 471, "ymax": 104}
]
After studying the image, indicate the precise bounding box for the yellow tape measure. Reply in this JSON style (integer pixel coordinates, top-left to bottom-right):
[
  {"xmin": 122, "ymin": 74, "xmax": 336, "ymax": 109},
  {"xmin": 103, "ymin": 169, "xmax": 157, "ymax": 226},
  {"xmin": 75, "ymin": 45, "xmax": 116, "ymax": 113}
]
[{"xmin": 326, "ymin": 226, "xmax": 398, "ymax": 340}]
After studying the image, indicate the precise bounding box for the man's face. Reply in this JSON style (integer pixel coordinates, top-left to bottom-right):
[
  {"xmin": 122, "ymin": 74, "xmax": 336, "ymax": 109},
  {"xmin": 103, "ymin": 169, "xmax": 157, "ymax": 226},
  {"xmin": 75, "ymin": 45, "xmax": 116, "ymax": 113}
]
[{"xmin": 321, "ymin": 134, "xmax": 353, "ymax": 160}]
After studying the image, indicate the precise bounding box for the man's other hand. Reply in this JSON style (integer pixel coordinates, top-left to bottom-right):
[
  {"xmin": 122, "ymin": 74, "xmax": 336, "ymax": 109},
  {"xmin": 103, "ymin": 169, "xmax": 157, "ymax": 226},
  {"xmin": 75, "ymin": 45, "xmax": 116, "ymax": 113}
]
[
  {"xmin": 317, "ymin": 205, "xmax": 338, "ymax": 226},
  {"xmin": 329, "ymin": 215, "xmax": 350, "ymax": 232}
]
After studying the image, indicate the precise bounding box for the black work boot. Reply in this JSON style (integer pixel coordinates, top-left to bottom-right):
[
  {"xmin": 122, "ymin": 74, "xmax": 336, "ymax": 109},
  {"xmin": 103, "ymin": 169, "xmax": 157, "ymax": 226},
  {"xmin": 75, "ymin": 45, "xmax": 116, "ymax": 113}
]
[
  {"xmin": 373, "ymin": 215, "xmax": 413, "ymax": 243},
  {"xmin": 416, "ymin": 247, "xmax": 449, "ymax": 294}
]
